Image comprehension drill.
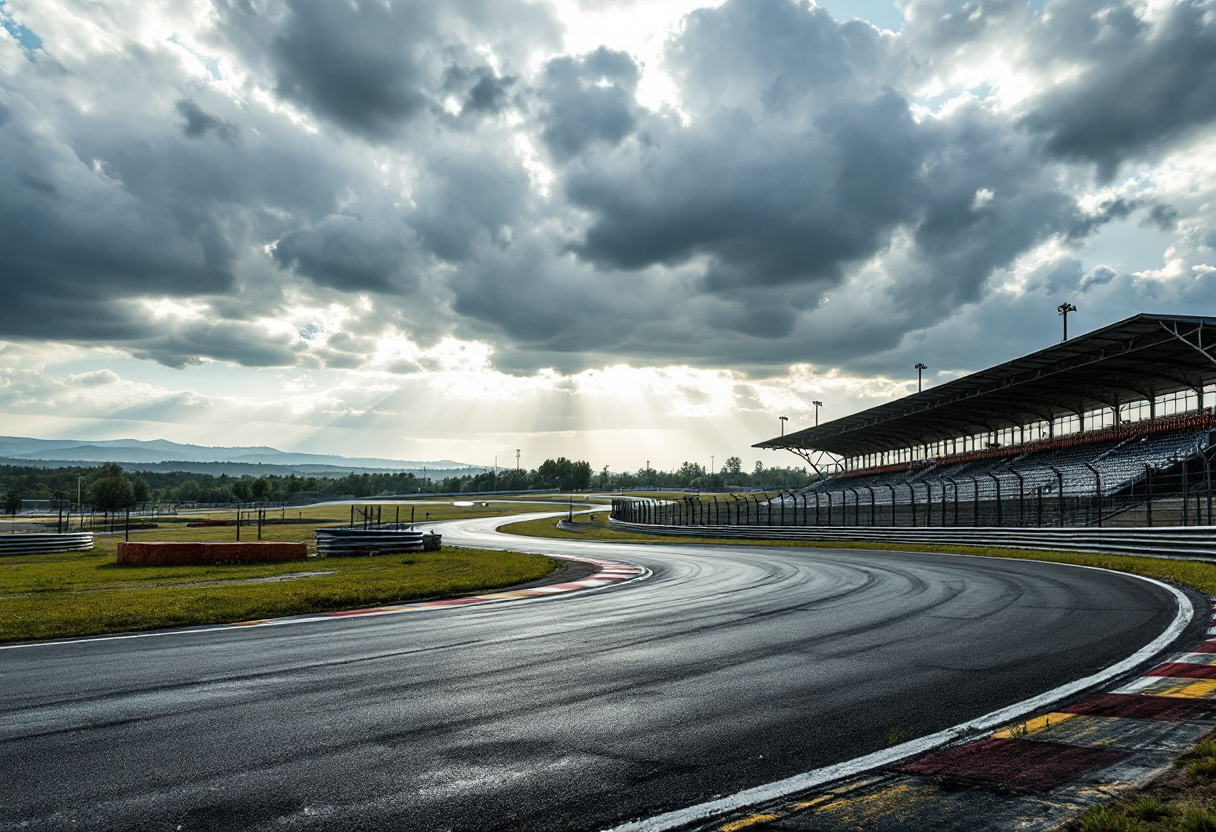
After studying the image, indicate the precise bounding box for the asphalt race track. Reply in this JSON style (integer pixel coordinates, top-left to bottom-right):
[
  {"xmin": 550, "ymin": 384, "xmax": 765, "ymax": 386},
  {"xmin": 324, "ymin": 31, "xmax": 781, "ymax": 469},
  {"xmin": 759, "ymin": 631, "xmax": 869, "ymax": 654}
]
[{"xmin": 0, "ymin": 513, "xmax": 1196, "ymax": 832}]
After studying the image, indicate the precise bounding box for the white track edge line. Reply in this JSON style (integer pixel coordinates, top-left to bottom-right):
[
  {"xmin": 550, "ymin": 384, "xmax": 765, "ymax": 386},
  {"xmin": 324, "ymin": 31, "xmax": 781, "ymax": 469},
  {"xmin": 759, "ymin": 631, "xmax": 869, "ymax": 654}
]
[
  {"xmin": 0, "ymin": 559, "xmax": 651, "ymax": 651},
  {"xmin": 604, "ymin": 568, "xmax": 1193, "ymax": 832}
]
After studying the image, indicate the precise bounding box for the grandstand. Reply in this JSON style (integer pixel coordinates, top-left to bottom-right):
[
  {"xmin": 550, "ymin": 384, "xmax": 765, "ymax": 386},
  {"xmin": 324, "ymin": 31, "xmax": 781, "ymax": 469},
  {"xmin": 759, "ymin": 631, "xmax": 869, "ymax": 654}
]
[{"xmin": 748, "ymin": 314, "xmax": 1216, "ymax": 528}]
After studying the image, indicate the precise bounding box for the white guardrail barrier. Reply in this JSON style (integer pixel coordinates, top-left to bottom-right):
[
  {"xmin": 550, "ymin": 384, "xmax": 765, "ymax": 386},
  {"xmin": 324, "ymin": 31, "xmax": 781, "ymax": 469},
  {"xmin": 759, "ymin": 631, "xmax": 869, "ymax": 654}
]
[
  {"xmin": 606, "ymin": 520, "xmax": 1216, "ymax": 560},
  {"xmin": 0, "ymin": 532, "xmax": 95, "ymax": 556}
]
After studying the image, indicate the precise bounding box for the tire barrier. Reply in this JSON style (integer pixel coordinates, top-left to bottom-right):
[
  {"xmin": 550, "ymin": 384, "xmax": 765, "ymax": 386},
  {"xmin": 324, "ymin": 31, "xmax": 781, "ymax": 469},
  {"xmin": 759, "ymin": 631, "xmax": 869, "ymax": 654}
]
[
  {"xmin": 606, "ymin": 519, "xmax": 1216, "ymax": 559},
  {"xmin": 0, "ymin": 532, "xmax": 94, "ymax": 556},
  {"xmin": 315, "ymin": 527, "xmax": 440, "ymax": 557},
  {"xmin": 117, "ymin": 542, "xmax": 308, "ymax": 566}
]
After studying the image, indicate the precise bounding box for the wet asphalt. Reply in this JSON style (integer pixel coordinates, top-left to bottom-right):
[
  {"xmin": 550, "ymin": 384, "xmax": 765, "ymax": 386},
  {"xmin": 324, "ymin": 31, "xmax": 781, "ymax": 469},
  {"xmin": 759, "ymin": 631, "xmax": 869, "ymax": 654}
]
[{"xmin": 0, "ymin": 514, "xmax": 1193, "ymax": 831}]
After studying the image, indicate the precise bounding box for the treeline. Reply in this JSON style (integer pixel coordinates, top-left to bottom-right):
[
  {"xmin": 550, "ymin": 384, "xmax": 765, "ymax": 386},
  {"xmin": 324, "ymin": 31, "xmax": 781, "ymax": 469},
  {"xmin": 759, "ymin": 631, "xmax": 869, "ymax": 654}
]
[{"xmin": 0, "ymin": 455, "xmax": 812, "ymax": 512}]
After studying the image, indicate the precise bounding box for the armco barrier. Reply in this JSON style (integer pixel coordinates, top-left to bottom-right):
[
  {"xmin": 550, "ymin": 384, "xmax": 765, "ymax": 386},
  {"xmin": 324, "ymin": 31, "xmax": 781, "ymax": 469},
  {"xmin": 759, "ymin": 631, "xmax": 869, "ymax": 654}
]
[
  {"xmin": 315, "ymin": 527, "xmax": 428, "ymax": 557},
  {"xmin": 0, "ymin": 532, "xmax": 94, "ymax": 556},
  {"xmin": 117, "ymin": 542, "xmax": 307, "ymax": 566},
  {"xmin": 606, "ymin": 520, "xmax": 1216, "ymax": 559}
]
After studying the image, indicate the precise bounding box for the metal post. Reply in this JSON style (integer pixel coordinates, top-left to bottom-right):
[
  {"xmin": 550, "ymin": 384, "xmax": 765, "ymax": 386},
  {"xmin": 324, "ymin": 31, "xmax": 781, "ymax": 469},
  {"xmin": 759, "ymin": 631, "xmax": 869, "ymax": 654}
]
[
  {"xmin": 1182, "ymin": 454, "xmax": 1189, "ymax": 527},
  {"xmin": 943, "ymin": 477, "xmax": 958, "ymax": 526},
  {"xmin": 1050, "ymin": 466, "xmax": 1065, "ymax": 526},
  {"xmin": 1010, "ymin": 469, "xmax": 1025, "ymax": 526},
  {"xmin": 814, "ymin": 491, "xmax": 821, "ymax": 526},
  {"xmin": 1144, "ymin": 463, "xmax": 1153, "ymax": 526},
  {"xmin": 986, "ymin": 473, "xmax": 1002, "ymax": 526},
  {"xmin": 886, "ymin": 484, "xmax": 897, "ymax": 526},
  {"xmin": 826, "ymin": 490, "xmax": 833, "ymax": 526},
  {"xmin": 910, "ymin": 483, "xmax": 917, "ymax": 526},
  {"xmin": 1083, "ymin": 462, "xmax": 1101, "ymax": 527},
  {"xmin": 863, "ymin": 485, "xmax": 875, "ymax": 525}
]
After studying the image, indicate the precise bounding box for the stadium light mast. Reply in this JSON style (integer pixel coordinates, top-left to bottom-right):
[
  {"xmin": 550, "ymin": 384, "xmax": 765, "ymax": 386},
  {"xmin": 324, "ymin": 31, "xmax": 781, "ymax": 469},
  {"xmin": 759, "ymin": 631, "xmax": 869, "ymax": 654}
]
[
  {"xmin": 779, "ymin": 415, "xmax": 788, "ymax": 436},
  {"xmin": 1057, "ymin": 302, "xmax": 1077, "ymax": 340},
  {"xmin": 812, "ymin": 401, "xmax": 822, "ymax": 426},
  {"xmin": 915, "ymin": 362, "xmax": 928, "ymax": 392}
]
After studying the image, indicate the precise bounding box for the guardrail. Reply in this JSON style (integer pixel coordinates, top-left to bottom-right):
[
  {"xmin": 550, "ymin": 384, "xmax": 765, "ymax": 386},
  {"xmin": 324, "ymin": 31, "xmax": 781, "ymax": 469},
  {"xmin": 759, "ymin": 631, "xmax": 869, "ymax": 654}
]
[
  {"xmin": 315, "ymin": 527, "xmax": 441, "ymax": 557},
  {"xmin": 0, "ymin": 532, "xmax": 94, "ymax": 556},
  {"xmin": 605, "ymin": 520, "xmax": 1216, "ymax": 560}
]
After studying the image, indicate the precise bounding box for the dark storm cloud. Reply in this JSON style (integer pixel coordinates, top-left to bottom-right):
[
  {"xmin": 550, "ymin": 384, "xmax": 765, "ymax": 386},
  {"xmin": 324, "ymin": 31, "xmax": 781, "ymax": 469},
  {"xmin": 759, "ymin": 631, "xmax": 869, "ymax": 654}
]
[
  {"xmin": 441, "ymin": 66, "xmax": 515, "ymax": 118},
  {"xmin": 408, "ymin": 150, "xmax": 533, "ymax": 262},
  {"xmin": 0, "ymin": 99, "xmax": 234, "ymax": 341},
  {"xmin": 273, "ymin": 214, "xmax": 424, "ymax": 293},
  {"xmin": 176, "ymin": 98, "xmax": 239, "ymax": 142},
  {"xmin": 493, "ymin": 0, "xmax": 1088, "ymax": 361},
  {"xmin": 269, "ymin": 0, "xmax": 432, "ymax": 139},
  {"xmin": 538, "ymin": 47, "xmax": 642, "ymax": 160},
  {"xmin": 215, "ymin": 0, "xmax": 558, "ymax": 141},
  {"xmin": 4, "ymin": 0, "xmax": 1213, "ymax": 378},
  {"xmin": 1022, "ymin": 1, "xmax": 1216, "ymax": 179}
]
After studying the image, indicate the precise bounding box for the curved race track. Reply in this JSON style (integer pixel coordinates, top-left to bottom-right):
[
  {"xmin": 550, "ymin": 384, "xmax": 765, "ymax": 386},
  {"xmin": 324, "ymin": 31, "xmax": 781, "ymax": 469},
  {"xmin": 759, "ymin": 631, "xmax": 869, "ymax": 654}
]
[{"xmin": 0, "ymin": 513, "xmax": 1196, "ymax": 832}]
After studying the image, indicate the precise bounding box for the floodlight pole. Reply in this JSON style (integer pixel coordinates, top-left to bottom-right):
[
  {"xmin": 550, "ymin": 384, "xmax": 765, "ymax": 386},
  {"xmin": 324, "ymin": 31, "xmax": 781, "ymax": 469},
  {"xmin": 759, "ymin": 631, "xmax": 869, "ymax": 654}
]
[
  {"xmin": 915, "ymin": 363, "xmax": 928, "ymax": 392},
  {"xmin": 1057, "ymin": 302, "xmax": 1077, "ymax": 340},
  {"xmin": 779, "ymin": 416, "xmax": 788, "ymax": 436},
  {"xmin": 812, "ymin": 401, "xmax": 822, "ymax": 426}
]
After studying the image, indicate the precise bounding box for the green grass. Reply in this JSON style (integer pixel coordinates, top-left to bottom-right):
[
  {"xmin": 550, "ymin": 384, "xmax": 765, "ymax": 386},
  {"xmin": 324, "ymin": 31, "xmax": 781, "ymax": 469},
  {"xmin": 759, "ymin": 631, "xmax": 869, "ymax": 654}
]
[{"xmin": 0, "ymin": 501, "xmax": 571, "ymax": 642}]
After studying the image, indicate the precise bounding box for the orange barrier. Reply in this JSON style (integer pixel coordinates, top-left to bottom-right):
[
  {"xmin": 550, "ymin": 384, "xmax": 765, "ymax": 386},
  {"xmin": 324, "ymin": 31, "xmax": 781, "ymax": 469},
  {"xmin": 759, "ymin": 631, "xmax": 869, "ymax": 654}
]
[{"xmin": 117, "ymin": 541, "xmax": 307, "ymax": 566}]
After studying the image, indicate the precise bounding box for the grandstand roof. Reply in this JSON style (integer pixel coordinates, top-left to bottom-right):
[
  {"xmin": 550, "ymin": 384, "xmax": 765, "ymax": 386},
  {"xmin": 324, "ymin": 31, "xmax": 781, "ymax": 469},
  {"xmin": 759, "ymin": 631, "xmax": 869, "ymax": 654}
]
[{"xmin": 755, "ymin": 314, "xmax": 1216, "ymax": 458}]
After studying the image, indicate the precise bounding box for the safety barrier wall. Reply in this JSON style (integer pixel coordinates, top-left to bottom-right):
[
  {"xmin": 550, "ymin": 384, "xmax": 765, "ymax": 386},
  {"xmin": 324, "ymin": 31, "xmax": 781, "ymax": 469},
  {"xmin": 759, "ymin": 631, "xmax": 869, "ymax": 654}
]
[
  {"xmin": 0, "ymin": 532, "xmax": 94, "ymax": 556},
  {"xmin": 315, "ymin": 527, "xmax": 435, "ymax": 557},
  {"xmin": 117, "ymin": 541, "xmax": 307, "ymax": 565},
  {"xmin": 605, "ymin": 519, "xmax": 1216, "ymax": 559}
]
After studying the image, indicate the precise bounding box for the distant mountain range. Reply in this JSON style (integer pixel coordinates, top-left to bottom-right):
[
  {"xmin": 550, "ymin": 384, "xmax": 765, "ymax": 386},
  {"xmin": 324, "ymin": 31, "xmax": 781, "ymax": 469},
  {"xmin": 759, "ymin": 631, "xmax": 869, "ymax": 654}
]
[{"xmin": 0, "ymin": 436, "xmax": 483, "ymax": 477}]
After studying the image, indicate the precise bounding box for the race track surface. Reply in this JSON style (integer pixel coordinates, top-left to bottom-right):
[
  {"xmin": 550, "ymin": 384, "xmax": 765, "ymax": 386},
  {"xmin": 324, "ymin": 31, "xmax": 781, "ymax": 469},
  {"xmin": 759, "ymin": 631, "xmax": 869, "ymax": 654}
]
[{"xmin": 0, "ymin": 514, "xmax": 1191, "ymax": 831}]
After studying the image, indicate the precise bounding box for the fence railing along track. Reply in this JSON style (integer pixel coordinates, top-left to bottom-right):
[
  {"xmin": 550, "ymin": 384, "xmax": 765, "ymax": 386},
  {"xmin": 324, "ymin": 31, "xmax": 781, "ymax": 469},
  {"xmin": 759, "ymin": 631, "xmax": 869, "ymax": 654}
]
[{"xmin": 605, "ymin": 519, "xmax": 1216, "ymax": 560}]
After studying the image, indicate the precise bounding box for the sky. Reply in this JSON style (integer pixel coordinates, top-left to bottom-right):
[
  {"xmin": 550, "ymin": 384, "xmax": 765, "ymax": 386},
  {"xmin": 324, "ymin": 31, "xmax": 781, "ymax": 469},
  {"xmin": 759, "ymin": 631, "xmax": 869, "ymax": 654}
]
[{"xmin": 1, "ymin": 0, "xmax": 1215, "ymax": 473}]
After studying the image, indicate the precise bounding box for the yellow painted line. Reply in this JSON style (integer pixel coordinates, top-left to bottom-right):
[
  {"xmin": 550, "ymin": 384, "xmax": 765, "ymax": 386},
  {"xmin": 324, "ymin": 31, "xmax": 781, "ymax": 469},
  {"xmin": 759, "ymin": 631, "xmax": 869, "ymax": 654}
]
[
  {"xmin": 1135, "ymin": 677, "xmax": 1216, "ymax": 700},
  {"xmin": 804, "ymin": 783, "xmax": 939, "ymax": 825},
  {"xmin": 719, "ymin": 814, "xmax": 778, "ymax": 831},
  {"xmin": 992, "ymin": 712, "xmax": 1077, "ymax": 738},
  {"xmin": 791, "ymin": 794, "xmax": 834, "ymax": 810}
]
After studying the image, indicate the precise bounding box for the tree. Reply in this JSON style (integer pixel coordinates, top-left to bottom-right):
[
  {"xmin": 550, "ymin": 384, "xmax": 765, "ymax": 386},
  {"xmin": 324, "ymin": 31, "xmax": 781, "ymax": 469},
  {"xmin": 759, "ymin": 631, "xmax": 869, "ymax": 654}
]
[
  {"xmin": 251, "ymin": 477, "xmax": 271, "ymax": 501},
  {"xmin": 175, "ymin": 479, "xmax": 202, "ymax": 502},
  {"xmin": 722, "ymin": 456, "xmax": 743, "ymax": 475},
  {"xmin": 92, "ymin": 464, "xmax": 135, "ymax": 511},
  {"xmin": 231, "ymin": 479, "xmax": 253, "ymax": 502},
  {"xmin": 132, "ymin": 478, "xmax": 151, "ymax": 504},
  {"xmin": 677, "ymin": 461, "xmax": 706, "ymax": 486},
  {"xmin": 534, "ymin": 458, "xmax": 592, "ymax": 490}
]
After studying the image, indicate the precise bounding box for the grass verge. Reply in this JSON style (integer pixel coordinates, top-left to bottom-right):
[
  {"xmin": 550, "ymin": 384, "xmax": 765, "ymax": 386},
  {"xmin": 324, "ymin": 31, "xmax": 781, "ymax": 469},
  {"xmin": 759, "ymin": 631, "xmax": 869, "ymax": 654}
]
[
  {"xmin": 1063, "ymin": 736, "xmax": 1216, "ymax": 831},
  {"xmin": 0, "ymin": 544, "xmax": 557, "ymax": 643}
]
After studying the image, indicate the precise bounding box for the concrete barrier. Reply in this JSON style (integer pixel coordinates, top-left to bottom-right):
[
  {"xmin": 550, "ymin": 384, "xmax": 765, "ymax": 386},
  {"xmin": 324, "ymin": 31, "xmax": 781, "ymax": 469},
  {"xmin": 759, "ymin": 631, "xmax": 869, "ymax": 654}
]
[
  {"xmin": 117, "ymin": 541, "xmax": 308, "ymax": 566},
  {"xmin": 606, "ymin": 520, "xmax": 1216, "ymax": 560}
]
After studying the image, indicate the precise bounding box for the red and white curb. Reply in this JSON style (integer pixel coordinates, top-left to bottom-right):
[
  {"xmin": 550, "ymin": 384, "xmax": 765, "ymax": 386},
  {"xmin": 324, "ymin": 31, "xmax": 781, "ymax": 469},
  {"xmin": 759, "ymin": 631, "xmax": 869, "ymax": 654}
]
[{"xmin": 2, "ymin": 555, "xmax": 649, "ymax": 650}]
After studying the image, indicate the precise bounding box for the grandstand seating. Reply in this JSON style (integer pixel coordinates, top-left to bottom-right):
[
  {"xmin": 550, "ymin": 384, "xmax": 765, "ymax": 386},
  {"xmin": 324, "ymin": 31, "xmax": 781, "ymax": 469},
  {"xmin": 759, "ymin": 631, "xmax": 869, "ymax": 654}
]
[{"xmin": 793, "ymin": 418, "xmax": 1214, "ymax": 527}]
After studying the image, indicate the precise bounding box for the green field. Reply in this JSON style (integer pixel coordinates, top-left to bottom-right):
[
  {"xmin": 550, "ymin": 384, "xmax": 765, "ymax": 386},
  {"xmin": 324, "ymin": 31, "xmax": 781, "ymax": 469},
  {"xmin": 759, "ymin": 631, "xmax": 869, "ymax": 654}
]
[{"xmin": 0, "ymin": 498, "xmax": 577, "ymax": 643}]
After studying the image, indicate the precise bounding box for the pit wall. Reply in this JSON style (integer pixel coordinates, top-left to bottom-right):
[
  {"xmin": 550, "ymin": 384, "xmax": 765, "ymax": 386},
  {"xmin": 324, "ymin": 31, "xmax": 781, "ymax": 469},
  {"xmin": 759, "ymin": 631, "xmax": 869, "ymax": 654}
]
[{"xmin": 117, "ymin": 541, "xmax": 307, "ymax": 566}]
